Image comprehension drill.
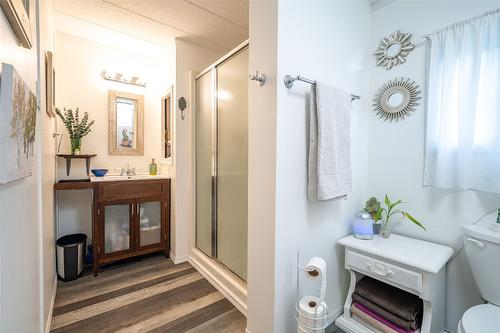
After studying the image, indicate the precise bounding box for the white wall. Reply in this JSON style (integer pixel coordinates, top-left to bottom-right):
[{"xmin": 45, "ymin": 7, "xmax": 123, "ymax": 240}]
[
  {"xmin": 54, "ymin": 30, "xmax": 173, "ymax": 178},
  {"xmin": 247, "ymin": 0, "xmax": 279, "ymax": 332},
  {"xmin": 368, "ymin": 1, "xmax": 500, "ymax": 331},
  {"xmin": 274, "ymin": 1, "xmax": 371, "ymax": 332},
  {"xmin": 38, "ymin": 0, "xmax": 57, "ymax": 331},
  {"xmin": 172, "ymin": 39, "xmax": 222, "ymax": 262},
  {"xmin": 53, "ymin": 17, "xmax": 174, "ymax": 241},
  {"xmin": 246, "ymin": 1, "xmax": 370, "ymax": 332},
  {"xmin": 0, "ymin": 0, "xmax": 53, "ymax": 331}
]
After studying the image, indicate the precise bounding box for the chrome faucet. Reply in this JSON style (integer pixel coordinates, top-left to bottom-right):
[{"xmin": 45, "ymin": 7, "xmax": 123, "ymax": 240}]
[{"xmin": 121, "ymin": 164, "xmax": 136, "ymax": 176}]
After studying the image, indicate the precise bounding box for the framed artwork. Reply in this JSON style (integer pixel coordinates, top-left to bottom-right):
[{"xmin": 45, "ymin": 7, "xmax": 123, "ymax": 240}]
[
  {"xmin": 45, "ymin": 51, "xmax": 55, "ymax": 117},
  {"xmin": 0, "ymin": 0, "xmax": 33, "ymax": 49},
  {"xmin": 0, "ymin": 63, "xmax": 37, "ymax": 183}
]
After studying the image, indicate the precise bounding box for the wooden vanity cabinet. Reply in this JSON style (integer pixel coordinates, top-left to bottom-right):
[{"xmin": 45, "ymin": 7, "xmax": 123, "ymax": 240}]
[{"xmin": 92, "ymin": 179, "xmax": 170, "ymax": 275}]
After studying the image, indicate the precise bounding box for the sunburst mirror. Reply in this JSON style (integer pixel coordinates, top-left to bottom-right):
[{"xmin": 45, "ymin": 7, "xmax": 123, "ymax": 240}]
[
  {"xmin": 373, "ymin": 78, "xmax": 421, "ymax": 121},
  {"xmin": 374, "ymin": 30, "xmax": 415, "ymax": 70}
]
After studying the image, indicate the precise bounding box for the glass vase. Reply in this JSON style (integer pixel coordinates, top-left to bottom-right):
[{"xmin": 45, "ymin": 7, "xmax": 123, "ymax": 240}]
[
  {"xmin": 379, "ymin": 222, "xmax": 391, "ymax": 238},
  {"xmin": 71, "ymin": 138, "xmax": 82, "ymax": 155}
]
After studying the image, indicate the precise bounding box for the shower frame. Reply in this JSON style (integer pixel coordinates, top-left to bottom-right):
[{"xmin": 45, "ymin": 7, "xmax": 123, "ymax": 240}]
[{"xmin": 193, "ymin": 40, "xmax": 249, "ymax": 281}]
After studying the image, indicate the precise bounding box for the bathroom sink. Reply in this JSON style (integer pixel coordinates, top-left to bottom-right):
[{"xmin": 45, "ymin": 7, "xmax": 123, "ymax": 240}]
[{"xmin": 90, "ymin": 174, "xmax": 169, "ymax": 182}]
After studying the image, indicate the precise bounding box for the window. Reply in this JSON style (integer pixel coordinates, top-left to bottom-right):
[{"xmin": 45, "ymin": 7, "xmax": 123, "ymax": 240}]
[{"xmin": 424, "ymin": 10, "xmax": 500, "ymax": 193}]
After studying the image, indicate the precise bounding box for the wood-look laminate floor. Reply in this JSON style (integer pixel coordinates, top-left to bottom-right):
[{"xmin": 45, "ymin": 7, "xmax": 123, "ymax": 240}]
[{"xmin": 51, "ymin": 255, "xmax": 246, "ymax": 333}]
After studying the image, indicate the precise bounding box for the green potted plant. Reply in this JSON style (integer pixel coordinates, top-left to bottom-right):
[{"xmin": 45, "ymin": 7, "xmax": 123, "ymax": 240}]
[
  {"xmin": 364, "ymin": 197, "xmax": 383, "ymax": 233},
  {"xmin": 379, "ymin": 194, "xmax": 426, "ymax": 238},
  {"xmin": 121, "ymin": 129, "xmax": 130, "ymax": 147},
  {"xmin": 56, "ymin": 107, "xmax": 94, "ymax": 155}
]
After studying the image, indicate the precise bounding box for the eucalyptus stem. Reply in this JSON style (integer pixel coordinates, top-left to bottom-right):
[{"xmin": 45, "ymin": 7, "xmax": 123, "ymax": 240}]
[{"xmin": 55, "ymin": 107, "xmax": 94, "ymax": 154}]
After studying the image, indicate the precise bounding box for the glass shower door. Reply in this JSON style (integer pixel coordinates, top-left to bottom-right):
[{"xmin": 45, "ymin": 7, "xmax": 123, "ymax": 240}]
[
  {"xmin": 194, "ymin": 46, "xmax": 249, "ymax": 282},
  {"xmin": 216, "ymin": 47, "xmax": 249, "ymax": 280}
]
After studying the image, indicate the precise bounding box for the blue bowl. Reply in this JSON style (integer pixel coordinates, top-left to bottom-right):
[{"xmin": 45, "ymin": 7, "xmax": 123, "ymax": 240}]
[{"xmin": 91, "ymin": 169, "xmax": 108, "ymax": 177}]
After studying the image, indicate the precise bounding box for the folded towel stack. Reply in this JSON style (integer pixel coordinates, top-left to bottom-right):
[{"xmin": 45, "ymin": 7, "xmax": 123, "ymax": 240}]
[{"xmin": 350, "ymin": 277, "xmax": 423, "ymax": 333}]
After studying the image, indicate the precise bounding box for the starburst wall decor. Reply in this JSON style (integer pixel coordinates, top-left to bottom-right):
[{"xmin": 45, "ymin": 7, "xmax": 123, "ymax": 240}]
[
  {"xmin": 374, "ymin": 30, "xmax": 415, "ymax": 70},
  {"xmin": 373, "ymin": 78, "xmax": 421, "ymax": 121}
]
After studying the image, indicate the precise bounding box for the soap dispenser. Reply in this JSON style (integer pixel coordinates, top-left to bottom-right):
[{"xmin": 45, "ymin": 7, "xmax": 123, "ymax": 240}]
[{"xmin": 149, "ymin": 158, "xmax": 157, "ymax": 176}]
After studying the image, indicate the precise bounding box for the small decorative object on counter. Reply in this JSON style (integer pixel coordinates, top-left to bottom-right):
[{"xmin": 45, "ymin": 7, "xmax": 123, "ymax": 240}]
[
  {"xmin": 149, "ymin": 158, "xmax": 157, "ymax": 176},
  {"xmin": 353, "ymin": 211, "xmax": 374, "ymax": 240},
  {"xmin": 364, "ymin": 197, "xmax": 382, "ymax": 234},
  {"xmin": 91, "ymin": 169, "xmax": 108, "ymax": 177},
  {"xmin": 379, "ymin": 194, "xmax": 426, "ymax": 238},
  {"xmin": 55, "ymin": 107, "xmax": 95, "ymax": 155}
]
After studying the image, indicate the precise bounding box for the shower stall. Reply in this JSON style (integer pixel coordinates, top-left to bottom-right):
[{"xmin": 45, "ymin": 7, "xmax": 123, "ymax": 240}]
[{"xmin": 195, "ymin": 42, "xmax": 249, "ymax": 282}]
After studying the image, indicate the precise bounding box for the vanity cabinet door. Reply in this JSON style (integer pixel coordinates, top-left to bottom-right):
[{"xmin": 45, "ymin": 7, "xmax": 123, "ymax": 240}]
[
  {"xmin": 98, "ymin": 200, "xmax": 134, "ymax": 258},
  {"xmin": 135, "ymin": 196, "xmax": 165, "ymax": 250}
]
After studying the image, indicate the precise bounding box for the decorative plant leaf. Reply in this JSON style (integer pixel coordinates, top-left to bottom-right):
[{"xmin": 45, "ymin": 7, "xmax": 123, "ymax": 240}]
[
  {"xmin": 55, "ymin": 107, "xmax": 94, "ymax": 141},
  {"xmin": 374, "ymin": 207, "xmax": 383, "ymax": 222},
  {"xmin": 371, "ymin": 194, "xmax": 427, "ymax": 232},
  {"xmin": 403, "ymin": 211, "xmax": 426, "ymax": 230},
  {"xmin": 384, "ymin": 194, "xmax": 391, "ymax": 207},
  {"xmin": 392, "ymin": 199, "xmax": 403, "ymax": 207}
]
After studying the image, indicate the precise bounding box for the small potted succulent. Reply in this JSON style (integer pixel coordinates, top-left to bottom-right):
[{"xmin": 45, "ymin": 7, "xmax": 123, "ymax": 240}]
[
  {"xmin": 364, "ymin": 197, "xmax": 383, "ymax": 233},
  {"xmin": 56, "ymin": 107, "xmax": 94, "ymax": 155},
  {"xmin": 121, "ymin": 129, "xmax": 130, "ymax": 147}
]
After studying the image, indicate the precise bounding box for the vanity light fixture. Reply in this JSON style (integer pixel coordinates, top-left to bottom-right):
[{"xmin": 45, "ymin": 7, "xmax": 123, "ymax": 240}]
[{"xmin": 101, "ymin": 70, "xmax": 146, "ymax": 87}]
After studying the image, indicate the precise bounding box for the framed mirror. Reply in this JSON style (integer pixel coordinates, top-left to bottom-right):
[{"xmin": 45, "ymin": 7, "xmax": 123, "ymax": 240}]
[
  {"xmin": 374, "ymin": 30, "xmax": 414, "ymax": 70},
  {"xmin": 373, "ymin": 77, "xmax": 421, "ymax": 121},
  {"xmin": 108, "ymin": 90, "xmax": 144, "ymax": 155}
]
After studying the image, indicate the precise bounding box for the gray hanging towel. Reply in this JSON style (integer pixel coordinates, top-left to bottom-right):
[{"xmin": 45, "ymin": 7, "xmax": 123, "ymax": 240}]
[{"xmin": 308, "ymin": 83, "xmax": 352, "ymax": 200}]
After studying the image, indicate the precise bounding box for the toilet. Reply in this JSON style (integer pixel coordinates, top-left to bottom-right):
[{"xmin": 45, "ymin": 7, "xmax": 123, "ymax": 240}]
[{"xmin": 459, "ymin": 224, "xmax": 500, "ymax": 333}]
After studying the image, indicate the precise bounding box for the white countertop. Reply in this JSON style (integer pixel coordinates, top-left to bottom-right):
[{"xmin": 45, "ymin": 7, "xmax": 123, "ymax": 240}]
[
  {"xmin": 90, "ymin": 174, "xmax": 170, "ymax": 182},
  {"xmin": 338, "ymin": 234, "xmax": 454, "ymax": 274}
]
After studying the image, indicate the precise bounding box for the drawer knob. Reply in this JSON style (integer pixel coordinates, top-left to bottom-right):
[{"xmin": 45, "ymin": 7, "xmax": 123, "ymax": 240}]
[{"xmin": 367, "ymin": 262, "xmax": 394, "ymax": 277}]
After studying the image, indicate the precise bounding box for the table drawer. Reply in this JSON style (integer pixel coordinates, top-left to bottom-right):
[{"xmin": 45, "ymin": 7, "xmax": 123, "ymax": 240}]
[
  {"xmin": 346, "ymin": 250, "xmax": 422, "ymax": 293},
  {"xmin": 99, "ymin": 181, "xmax": 164, "ymax": 200}
]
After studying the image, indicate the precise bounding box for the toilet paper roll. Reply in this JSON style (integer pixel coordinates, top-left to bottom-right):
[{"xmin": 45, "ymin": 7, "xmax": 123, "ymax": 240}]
[
  {"xmin": 305, "ymin": 257, "xmax": 327, "ymax": 300},
  {"xmin": 297, "ymin": 295, "xmax": 328, "ymax": 333}
]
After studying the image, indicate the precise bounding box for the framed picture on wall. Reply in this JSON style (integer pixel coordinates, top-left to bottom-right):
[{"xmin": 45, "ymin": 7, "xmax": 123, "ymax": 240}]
[
  {"xmin": 0, "ymin": 0, "xmax": 33, "ymax": 49},
  {"xmin": 0, "ymin": 63, "xmax": 37, "ymax": 183},
  {"xmin": 45, "ymin": 51, "xmax": 55, "ymax": 117}
]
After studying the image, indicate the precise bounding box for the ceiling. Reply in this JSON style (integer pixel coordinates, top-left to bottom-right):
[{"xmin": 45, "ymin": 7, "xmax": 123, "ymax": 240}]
[{"xmin": 53, "ymin": 0, "xmax": 249, "ymax": 53}]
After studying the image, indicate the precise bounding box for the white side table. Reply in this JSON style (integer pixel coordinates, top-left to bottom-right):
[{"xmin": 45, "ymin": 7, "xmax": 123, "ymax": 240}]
[{"xmin": 335, "ymin": 234, "xmax": 453, "ymax": 333}]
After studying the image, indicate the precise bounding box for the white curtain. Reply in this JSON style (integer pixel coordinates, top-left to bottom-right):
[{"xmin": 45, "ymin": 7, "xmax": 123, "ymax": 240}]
[{"xmin": 424, "ymin": 9, "xmax": 500, "ymax": 193}]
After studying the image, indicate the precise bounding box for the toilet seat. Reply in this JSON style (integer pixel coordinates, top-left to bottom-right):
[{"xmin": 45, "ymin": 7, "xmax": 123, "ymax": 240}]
[{"xmin": 459, "ymin": 304, "xmax": 500, "ymax": 333}]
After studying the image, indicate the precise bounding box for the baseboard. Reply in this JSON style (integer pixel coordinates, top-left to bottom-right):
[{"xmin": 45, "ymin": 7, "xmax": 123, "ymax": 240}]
[
  {"xmin": 188, "ymin": 248, "xmax": 247, "ymax": 316},
  {"xmin": 45, "ymin": 276, "xmax": 58, "ymax": 333},
  {"xmin": 169, "ymin": 251, "xmax": 188, "ymax": 264}
]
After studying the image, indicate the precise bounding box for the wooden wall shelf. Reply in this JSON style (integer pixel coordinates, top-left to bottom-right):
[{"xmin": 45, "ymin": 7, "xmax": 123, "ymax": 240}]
[{"xmin": 56, "ymin": 154, "xmax": 97, "ymax": 176}]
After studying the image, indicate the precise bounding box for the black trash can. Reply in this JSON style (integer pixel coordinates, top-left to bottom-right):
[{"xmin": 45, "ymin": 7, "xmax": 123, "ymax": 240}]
[{"xmin": 56, "ymin": 233, "xmax": 87, "ymax": 281}]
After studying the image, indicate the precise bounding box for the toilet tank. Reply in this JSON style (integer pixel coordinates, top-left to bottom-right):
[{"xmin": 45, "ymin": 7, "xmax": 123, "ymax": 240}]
[{"xmin": 463, "ymin": 224, "xmax": 500, "ymax": 306}]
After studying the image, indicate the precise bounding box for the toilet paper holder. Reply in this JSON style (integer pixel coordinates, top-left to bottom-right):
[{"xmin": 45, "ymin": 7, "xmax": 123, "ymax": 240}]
[{"xmin": 296, "ymin": 251, "xmax": 335, "ymax": 332}]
